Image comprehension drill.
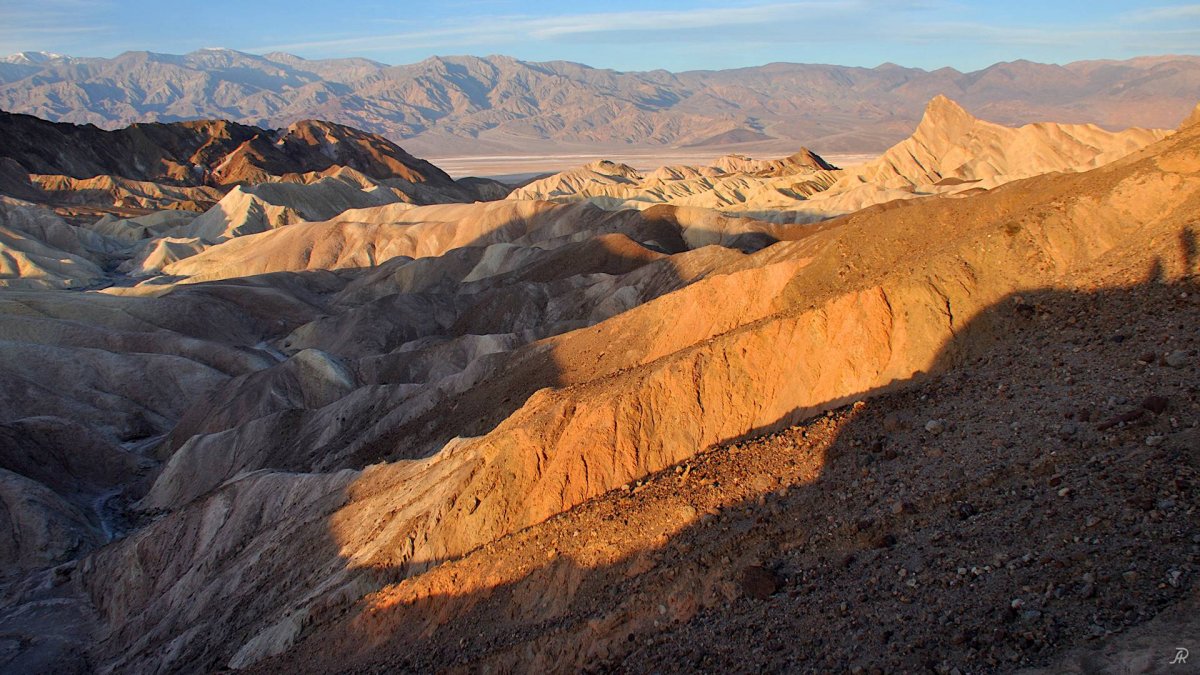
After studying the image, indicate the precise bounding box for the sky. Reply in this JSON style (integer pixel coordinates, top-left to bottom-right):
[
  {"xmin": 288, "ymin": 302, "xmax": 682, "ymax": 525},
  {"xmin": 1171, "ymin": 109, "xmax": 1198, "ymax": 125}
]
[{"xmin": 1, "ymin": 0, "xmax": 1198, "ymax": 72}]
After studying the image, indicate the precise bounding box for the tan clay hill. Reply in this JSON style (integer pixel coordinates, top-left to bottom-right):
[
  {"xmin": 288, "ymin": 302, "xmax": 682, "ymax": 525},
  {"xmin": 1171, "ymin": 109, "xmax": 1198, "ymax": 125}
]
[
  {"xmin": 0, "ymin": 97, "xmax": 1196, "ymax": 675},
  {"xmin": 511, "ymin": 96, "xmax": 1168, "ymax": 223}
]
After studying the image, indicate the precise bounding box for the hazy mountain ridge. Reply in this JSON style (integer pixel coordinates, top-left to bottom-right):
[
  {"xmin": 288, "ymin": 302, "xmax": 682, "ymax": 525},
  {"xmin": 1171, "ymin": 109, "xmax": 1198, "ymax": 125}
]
[{"xmin": 2, "ymin": 49, "xmax": 1197, "ymax": 155}]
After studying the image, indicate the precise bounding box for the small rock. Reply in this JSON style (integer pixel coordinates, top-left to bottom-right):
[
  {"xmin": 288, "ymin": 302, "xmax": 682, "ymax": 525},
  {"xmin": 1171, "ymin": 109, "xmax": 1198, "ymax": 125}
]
[
  {"xmin": 1057, "ymin": 487, "xmax": 1073, "ymax": 498},
  {"xmin": 1165, "ymin": 350, "xmax": 1190, "ymax": 368},
  {"xmin": 891, "ymin": 501, "xmax": 917, "ymax": 515},
  {"xmin": 1122, "ymin": 570, "xmax": 1139, "ymax": 583},
  {"xmin": 1096, "ymin": 408, "xmax": 1144, "ymax": 431},
  {"xmin": 1141, "ymin": 395, "xmax": 1169, "ymax": 414},
  {"xmin": 739, "ymin": 565, "xmax": 781, "ymax": 600},
  {"xmin": 872, "ymin": 533, "xmax": 897, "ymax": 549},
  {"xmin": 1137, "ymin": 352, "xmax": 1157, "ymax": 364},
  {"xmin": 956, "ymin": 502, "xmax": 978, "ymax": 520},
  {"xmin": 1145, "ymin": 435, "xmax": 1165, "ymax": 446},
  {"xmin": 883, "ymin": 414, "xmax": 905, "ymax": 433},
  {"xmin": 925, "ymin": 419, "xmax": 946, "ymax": 434}
]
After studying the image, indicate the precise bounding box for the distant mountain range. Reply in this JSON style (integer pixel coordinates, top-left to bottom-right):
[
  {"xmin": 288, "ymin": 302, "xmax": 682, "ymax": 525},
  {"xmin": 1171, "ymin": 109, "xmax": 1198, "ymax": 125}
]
[{"xmin": 1, "ymin": 49, "xmax": 1197, "ymax": 156}]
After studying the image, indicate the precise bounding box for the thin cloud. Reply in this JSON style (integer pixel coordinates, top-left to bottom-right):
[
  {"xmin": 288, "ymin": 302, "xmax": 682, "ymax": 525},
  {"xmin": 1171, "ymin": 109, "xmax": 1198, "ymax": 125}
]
[
  {"xmin": 0, "ymin": 0, "xmax": 113, "ymax": 52},
  {"xmin": 250, "ymin": 3, "xmax": 1200, "ymax": 64},
  {"xmin": 250, "ymin": 1, "xmax": 913, "ymax": 53},
  {"xmin": 1123, "ymin": 3, "xmax": 1200, "ymax": 23},
  {"xmin": 897, "ymin": 20, "xmax": 1200, "ymax": 50}
]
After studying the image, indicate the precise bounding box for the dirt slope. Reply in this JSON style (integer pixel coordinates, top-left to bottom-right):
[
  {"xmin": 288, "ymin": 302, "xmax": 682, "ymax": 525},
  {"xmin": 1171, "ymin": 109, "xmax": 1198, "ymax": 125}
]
[{"xmin": 260, "ymin": 279, "xmax": 1200, "ymax": 674}]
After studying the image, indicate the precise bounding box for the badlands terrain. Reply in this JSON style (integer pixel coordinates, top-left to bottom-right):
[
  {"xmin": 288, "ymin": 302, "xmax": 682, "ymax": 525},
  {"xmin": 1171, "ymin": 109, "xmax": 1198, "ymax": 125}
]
[{"xmin": 0, "ymin": 90, "xmax": 1196, "ymax": 675}]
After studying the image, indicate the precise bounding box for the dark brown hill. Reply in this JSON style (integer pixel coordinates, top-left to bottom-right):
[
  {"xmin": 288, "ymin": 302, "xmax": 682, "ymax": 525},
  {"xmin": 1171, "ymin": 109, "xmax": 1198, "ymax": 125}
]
[{"xmin": 0, "ymin": 111, "xmax": 458, "ymax": 189}]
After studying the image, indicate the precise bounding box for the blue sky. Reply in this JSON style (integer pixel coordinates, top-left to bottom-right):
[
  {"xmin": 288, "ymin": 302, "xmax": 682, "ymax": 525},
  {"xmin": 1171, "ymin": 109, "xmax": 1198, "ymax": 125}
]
[{"xmin": 1, "ymin": 0, "xmax": 1198, "ymax": 72}]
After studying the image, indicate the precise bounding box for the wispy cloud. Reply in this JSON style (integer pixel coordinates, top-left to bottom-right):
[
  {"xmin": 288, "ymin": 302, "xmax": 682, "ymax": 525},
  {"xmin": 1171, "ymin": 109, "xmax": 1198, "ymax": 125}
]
[
  {"xmin": 247, "ymin": 0, "xmax": 1200, "ymax": 64},
  {"xmin": 250, "ymin": 1, "xmax": 919, "ymax": 53},
  {"xmin": 0, "ymin": 0, "xmax": 113, "ymax": 53},
  {"xmin": 2, "ymin": 0, "xmax": 1196, "ymax": 70},
  {"xmin": 1123, "ymin": 3, "xmax": 1200, "ymax": 23}
]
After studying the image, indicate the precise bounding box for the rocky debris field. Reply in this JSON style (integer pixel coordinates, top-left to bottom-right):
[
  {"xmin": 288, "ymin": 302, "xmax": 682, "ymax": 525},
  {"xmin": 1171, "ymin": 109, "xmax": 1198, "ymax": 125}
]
[{"xmin": 260, "ymin": 277, "xmax": 1199, "ymax": 673}]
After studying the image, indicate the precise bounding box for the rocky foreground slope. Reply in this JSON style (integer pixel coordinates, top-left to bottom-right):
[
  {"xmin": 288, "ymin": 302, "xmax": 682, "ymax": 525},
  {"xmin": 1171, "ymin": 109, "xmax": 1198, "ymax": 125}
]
[{"xmin": 0, "ymin": 102, "xmax": 1195, "ymax": 673}]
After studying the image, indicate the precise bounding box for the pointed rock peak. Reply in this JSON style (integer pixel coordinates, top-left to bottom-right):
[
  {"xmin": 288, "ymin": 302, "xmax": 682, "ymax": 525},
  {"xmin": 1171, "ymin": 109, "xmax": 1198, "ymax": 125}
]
[
  {"xmin": 1179, "ymin": 102, "xmax": 1200, "ymax": 131},
  {"xmin": 916, "ymin": 95, "xmax": 976, "ymax": 136},
  {"xmin": 923, "ymin": 95, "xmax": 972, "ymax": 122}
]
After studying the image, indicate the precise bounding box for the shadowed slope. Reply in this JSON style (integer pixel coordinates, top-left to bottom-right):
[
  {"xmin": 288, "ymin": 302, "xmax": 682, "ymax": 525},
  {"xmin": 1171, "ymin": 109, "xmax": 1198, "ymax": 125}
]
[{"xmin": 257, "ymin": 279, "xmax": 1199, "ymax": 674}]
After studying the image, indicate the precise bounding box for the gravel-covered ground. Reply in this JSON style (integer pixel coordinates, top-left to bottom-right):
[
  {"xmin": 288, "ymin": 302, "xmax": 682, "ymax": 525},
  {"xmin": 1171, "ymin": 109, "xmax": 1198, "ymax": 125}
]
[
  {"xmin": 605, "ymin": 280, "xmax": 1200, "ymax": 673},
  {"xmin": 261, "ymin": 279, "xmax": 1198, "ymax": 674}
]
